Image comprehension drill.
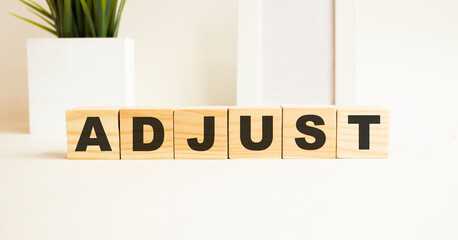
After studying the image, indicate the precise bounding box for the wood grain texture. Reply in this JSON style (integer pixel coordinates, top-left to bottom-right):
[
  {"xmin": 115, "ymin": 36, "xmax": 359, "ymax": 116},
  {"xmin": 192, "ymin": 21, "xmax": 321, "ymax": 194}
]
[
  {"xmin": 282, "ymin": 106, "xmax": 336, "ymax": 159},
  {"xmin": 229, "ymin": 106, "xmax": 282, "ymax": 159},
  {"xmin": 337, "ymin": 106, "xmax": 390, "ymax": 159},
  {"xmin": 66, "ymin": 107, "xmax": 120, "ymax": 160},
  {"xmin": 120, "ymin": 107, "xmax": 173, "ymax": 159},
  {"xmin": 174, "ymin": 107, "xmax": 228, "ymax": 159}
]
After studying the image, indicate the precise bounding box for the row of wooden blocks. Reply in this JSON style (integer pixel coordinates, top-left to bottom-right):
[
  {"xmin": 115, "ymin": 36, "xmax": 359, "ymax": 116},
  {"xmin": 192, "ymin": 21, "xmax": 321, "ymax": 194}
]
[{"xmin": 66, "ymin": 106, "xmax": 390, "ymax": 159}]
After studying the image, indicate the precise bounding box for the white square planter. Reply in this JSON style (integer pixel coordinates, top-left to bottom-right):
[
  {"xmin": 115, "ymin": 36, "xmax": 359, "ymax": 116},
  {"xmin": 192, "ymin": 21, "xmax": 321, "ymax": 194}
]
[{"xmin": 27, "ymin": 38, "xmax": 135, "ymax": 136}]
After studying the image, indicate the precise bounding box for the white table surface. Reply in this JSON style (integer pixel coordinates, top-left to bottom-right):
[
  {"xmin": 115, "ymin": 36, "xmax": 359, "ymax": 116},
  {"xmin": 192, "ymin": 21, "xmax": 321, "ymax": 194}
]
[{"xmin": 1, "ymin": 132, "xmax": 457, "ymax": 240}]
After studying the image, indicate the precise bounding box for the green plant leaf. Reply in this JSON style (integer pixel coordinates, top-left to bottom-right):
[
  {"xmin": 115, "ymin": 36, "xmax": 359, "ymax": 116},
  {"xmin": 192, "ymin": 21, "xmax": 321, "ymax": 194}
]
[
  {"xmin": 61, "ymin": 0, "xmax": 73, "ymax": 37},
  {"xmin": 113, "ymin": 0, "xmax": 126, "ymax": 37},
  {"xmin": 28, "ymin": 0, "xmax": 53, "ymax": 16},
  {"xmin": 19, "ymin": 0, "xmax": 53, "ymax": 20},
  {"xmin": 94, "ymin": 0, "xmax": 101, "ymax": 36},
  {"xmin": 27, "ymin": 8, "xmax": 55, "ymax": 28},
  {"xmin": 45, "ymin": 0, "xmax": 57, "ymax": 18},
  {"xmin": 74, "ymin": 0, "xmax": 84, "ymax": 36},
  {"xmin": 100, "ymin": 0, "xmax": 107, "ymax": 37},
  {"xmin": 9, "ymin": 12, "xmax": 57, "ymax": 36},
  {"xmin": 13, "ymin": 0, "xmax": 126, "ymax": 38},
  {"xmin": 56, "ymin": 0, "xmax": 64, "ymax": 36},
  {"xmin": 107, "ymin": 0, "xmax": 118, "ymax": 36},
  {"xmin": 79, "ymin": 0, "xmax": 96, "ymax": 37}
]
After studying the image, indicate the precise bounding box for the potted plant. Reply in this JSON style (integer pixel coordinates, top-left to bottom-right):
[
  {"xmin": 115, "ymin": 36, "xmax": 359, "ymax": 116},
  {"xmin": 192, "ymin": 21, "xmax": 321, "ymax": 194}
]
[{"xmin": 11, "ymin": 0, "xmax": 134, "ymax": 136}]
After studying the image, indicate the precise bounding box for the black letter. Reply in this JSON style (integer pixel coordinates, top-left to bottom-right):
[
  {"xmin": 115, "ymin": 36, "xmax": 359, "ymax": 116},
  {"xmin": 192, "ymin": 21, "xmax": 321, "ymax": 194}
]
[
  {"xmin": 348, "ymin": 115, "xmax": 381, "ymax": 150},
  {"xmin": 295, "ymin": 115, "xmax": 326, "ymax": 150},
  {"xmin": 187, "ymin": 116, "xmax": 215, "ymax": 151},
  {"xmin": 240, "ymin": 116, "xmax": 273, "ymax": 150},
  {"xmin": 75, "ymin": 117, "xmax": 112, "ymax": 151},
  {"xmin": 133, "ymin": 117, "xmax": 164, "ymax": 151}
]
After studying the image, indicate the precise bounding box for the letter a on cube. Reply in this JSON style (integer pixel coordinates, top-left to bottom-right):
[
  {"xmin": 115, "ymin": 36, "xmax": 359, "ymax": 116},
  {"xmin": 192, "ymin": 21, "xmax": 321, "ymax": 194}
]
[
  {"xmin": 174, "ymin": 107, "xmax": 228, "ymax": 159},
  {"xmin": 66, "ymin": 107, "xmax": 120, "ymax": 160},
  {"xmin": 337, "ymin": 106, "xmax": 390, "ymax": 159},
  {"xmin": 120, "ymin": 107, "xmax": 174, "ymax": 159},
  {"xmin": 229, "ymin": 106, "xmax": 282, "ymax": 159}
]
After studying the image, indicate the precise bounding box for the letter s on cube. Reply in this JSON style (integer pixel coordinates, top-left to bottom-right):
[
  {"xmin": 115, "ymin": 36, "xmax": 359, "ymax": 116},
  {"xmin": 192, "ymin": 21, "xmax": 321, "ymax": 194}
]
[{"xmin": 282, "ymin": 106, "xmax": 337, "ymax": 159}]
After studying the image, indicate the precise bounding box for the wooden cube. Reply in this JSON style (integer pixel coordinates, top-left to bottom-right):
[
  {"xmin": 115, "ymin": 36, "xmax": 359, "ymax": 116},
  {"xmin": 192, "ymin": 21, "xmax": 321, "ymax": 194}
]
[
  {"xmin": 282, "ymin": 106, "xmax": 336, "ymax": 159},
  {"xmin": 120, "ymin": 107, "xmax": 173, "ymax": 159},
  {"xmin": 174, "ymin": 107, "xmax": 228, "ymax": 159},
  {"xmin": 66, "ymin": 107, "xmax": 120, "ymax": 160},
  {"xmin": 229, "ymin": 106, "xmax": 282, "ymax": 159},
  {"xmin": 337, "ymin": 106, "xmax": 390, "ymax": 158}
]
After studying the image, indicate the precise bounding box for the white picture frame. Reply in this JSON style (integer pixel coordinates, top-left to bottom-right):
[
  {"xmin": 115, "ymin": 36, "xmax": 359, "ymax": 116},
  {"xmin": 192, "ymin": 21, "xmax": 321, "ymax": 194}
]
[{"xmin": 237, "ymin": 0, "xmax": 357, "ymax": 105}]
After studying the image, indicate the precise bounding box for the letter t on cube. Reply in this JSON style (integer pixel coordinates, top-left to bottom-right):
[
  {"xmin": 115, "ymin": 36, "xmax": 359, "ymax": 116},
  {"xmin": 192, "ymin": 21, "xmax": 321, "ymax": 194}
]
[{"xmin": 337, "ymin": 106, "xmax": 390, "ymax": 158}]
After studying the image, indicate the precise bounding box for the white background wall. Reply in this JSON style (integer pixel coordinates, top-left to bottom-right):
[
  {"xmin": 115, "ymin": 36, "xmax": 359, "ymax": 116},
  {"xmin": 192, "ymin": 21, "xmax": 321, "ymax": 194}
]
[
  {"xmin": 0, "ymin": 0, "xmax": 456, "ymax": 146},
  {"xmin": 121, "ymin": 0, "xmax": 237, "ymax": 107},
  {"xmin": 260, "ymin": 0, "xmax": 334, "ymax": 105},
  {"xmin": 0, "ymin": 0, "xmax": 238, "ymax": 132},
  {"xmin": 356, "ymin": 0, "xmax": 458, "ymax": 154},
  {"xmin": 0, "ymin": 0, "xmax": 44, "ymax": 131}
]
